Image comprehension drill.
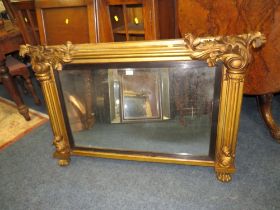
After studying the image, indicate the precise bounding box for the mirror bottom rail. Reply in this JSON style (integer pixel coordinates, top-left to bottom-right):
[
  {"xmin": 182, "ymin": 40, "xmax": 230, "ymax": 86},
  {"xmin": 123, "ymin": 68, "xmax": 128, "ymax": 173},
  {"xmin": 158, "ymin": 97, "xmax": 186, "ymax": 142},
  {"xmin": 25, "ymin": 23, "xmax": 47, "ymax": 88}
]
[{"xmin": 70, "ymin": 148, "xmax": 215, "ymax": 167}]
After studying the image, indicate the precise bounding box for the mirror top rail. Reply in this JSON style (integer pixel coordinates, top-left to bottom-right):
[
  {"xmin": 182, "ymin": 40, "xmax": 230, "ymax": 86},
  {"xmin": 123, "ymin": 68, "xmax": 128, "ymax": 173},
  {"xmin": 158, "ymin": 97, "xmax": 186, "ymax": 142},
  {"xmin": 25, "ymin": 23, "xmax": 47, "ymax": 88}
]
[{"xmin": 20, "ymin": 32, "xmax": 265, "ymax": 68}]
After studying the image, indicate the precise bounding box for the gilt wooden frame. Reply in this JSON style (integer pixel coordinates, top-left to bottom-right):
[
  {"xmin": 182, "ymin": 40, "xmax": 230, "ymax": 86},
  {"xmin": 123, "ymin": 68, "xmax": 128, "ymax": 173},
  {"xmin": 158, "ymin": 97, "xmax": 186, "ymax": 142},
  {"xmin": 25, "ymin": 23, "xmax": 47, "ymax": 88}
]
[{"xmin": 20, "ymin": 32, "xmax": 265, "ymax": 182}]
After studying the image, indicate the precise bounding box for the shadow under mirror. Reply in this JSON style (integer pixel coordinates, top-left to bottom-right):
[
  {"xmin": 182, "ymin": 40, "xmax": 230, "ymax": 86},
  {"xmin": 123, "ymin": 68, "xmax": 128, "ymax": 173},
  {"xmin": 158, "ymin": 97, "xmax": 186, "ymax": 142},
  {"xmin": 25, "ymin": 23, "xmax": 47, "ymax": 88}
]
[{"xmin": 57, "ymin": 61, "xmax": 221, "ymax": 157}]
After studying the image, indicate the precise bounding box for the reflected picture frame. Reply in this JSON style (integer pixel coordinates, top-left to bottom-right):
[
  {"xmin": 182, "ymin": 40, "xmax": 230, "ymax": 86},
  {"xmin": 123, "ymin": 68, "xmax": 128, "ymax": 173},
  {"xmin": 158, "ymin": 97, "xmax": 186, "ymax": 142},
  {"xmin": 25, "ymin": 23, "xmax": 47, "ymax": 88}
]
[{"xmin": 20, "ymin": 32, "xmax": 265, "ymax": 182}]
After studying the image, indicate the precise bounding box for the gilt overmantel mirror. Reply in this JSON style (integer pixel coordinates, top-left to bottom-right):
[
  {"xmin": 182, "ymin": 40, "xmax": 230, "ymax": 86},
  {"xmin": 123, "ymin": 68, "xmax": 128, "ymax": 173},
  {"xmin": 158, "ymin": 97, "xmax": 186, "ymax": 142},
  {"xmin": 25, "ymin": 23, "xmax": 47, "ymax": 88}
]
[{"xmin": 20, "ymin": 32, "xmax": 265, "ymax": 182}]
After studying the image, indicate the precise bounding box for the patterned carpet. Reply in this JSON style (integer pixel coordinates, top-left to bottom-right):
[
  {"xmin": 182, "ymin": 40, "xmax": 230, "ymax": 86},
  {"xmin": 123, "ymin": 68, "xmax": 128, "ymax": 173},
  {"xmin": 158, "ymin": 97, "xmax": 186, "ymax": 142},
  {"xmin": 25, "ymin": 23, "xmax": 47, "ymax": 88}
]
[{"xmin": 0, "ymin": 97, "xmax": 48, "ymax": 150}]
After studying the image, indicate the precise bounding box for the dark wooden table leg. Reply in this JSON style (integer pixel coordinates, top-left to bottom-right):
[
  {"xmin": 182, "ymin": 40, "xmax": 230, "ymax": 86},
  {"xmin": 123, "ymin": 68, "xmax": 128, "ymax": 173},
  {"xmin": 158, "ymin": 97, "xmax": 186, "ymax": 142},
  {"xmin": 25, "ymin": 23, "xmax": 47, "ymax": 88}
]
[
  {"xmin": 257, "ymin": 94, "xmax": 280, "ymax": 142},
  {"xmin": 0, "ymin": 61, "xmax": 30, "ymax": 121},
  {"xmin": 22, "ymin": 72, "xmax": 41, "ymax": 106}
]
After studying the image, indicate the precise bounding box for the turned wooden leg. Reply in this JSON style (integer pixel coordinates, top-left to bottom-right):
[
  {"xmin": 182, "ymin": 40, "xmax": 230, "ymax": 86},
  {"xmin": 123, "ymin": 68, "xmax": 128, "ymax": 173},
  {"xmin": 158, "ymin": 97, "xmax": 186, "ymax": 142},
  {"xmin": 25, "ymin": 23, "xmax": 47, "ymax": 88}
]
[
  {"xmin": 16, "ymin": 76, "xmax": 28, "ymax": 94},
  {"xmin": 23, "ymin": 76, "xmax": 41, "ymax": 105},
  {"xmin": 0, "ymin": 61, "xmax": 30, "ymax": 121},
  {"xmin": 257, "ymin": 94, "xmax": 280, "ymax": 142}
]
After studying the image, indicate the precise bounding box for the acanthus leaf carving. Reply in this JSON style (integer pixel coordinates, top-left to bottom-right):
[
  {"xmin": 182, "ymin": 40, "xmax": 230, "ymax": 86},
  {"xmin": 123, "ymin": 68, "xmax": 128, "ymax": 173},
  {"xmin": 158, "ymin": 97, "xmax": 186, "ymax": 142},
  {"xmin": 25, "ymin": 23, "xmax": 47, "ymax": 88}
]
[
  {"xmin": 217, "ymin": 146, "xmax": 235, "ymax": 169},
  {"xmin": 184, "ymin": 32, "xmax": 266, "ymax": 72},
  {"xmin": 19, "ymin": 41, "xmax": 75, "ymax": 73}
]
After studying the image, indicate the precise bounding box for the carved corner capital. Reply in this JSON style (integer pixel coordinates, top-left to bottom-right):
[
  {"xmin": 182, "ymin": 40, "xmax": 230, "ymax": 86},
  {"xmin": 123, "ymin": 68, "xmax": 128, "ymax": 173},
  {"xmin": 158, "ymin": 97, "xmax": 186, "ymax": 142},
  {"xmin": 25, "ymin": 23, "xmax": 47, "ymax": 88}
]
[
  {"xmin": 19, "ymin": 41, "xmax": 75, "ymax": 74},
  {"xmin": 184, "ymin": 32, "xmax": 266, "ymax": 75}
]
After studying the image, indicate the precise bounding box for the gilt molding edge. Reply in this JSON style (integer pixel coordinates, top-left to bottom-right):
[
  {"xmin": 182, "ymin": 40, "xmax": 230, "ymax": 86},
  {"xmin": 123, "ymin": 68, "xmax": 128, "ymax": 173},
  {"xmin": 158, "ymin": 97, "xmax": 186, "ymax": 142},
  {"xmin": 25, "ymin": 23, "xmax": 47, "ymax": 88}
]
[{"xmin": 19, "ymin": 32, "xmax": 266, "ymax": 75}]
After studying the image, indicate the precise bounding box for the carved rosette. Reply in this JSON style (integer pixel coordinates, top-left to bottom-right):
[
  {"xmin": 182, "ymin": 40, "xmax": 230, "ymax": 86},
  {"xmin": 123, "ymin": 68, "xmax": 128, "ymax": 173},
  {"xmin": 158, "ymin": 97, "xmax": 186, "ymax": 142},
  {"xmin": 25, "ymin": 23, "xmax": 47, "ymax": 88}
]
[{"xmin": 20, "ymin": 42, "xmax": 74, "ymax": 166}]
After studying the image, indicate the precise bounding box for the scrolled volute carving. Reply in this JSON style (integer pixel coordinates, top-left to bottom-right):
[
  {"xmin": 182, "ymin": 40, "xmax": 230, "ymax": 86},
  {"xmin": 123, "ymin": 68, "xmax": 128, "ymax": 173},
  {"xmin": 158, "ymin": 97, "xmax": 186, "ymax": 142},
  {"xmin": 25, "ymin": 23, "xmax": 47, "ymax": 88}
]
[
  {"xmin": 184, "ymin": 32, "xmax": 266, "ymax": 73},
  {"xmin": 19, "ymin": 41, "xmax": 75, "ymax": 74}
]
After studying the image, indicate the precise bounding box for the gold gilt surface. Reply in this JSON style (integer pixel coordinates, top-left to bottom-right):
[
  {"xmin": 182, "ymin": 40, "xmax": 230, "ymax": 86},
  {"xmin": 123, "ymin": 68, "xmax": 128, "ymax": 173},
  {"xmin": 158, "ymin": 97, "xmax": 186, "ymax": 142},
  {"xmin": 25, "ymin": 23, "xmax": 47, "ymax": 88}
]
[{"xmin": 20, "ymin": 32, "xmax": 265, "ymax": 182}]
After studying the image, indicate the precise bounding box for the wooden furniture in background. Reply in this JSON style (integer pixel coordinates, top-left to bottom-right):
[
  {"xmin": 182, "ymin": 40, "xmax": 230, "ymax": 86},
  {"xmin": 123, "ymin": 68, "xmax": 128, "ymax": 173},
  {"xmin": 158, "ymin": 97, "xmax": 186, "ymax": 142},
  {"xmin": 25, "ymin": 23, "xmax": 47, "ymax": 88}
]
[
  {"xmin": 1, "ymin": 0, "xmax": 16, "ymax": 22},
  {"xmin": 157, "ymin": 0, "xmax": 178, "ymax": 39},
  {"xmin": 12, "ymin": 0, "xmax": 40, "ymax": 45},
  {"xmin": 177, "ymin": 0, "xmax": 280, "ymax": 141},
  {"xmin": 0, "ymin": 20, "xmax": 30, "ymax": 120},
  {"xmin": 34, "ymin": 0, "xmax": 177, "ymax": 44},
  {"xmin": 35, "ymin": 0, "xmax": 98, "ymax": 45},
  {"xmin": 98, "ymin": 0, "xmax": 178, "ymax": 41},
  {"xmin": 6, "ymin": 55, "xmax": 40, "ymax": 105},
  {"xmin": 99, "ymin": 0, "xmax": 159, "ymax": 41}
]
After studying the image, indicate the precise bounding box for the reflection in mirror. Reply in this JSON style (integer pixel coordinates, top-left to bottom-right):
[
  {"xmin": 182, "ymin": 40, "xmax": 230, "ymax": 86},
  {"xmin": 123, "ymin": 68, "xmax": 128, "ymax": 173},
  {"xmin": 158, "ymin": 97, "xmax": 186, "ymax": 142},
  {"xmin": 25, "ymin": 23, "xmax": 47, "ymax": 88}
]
[
  {"xmin": 109, "ymin": 69, "xmax": 169, "ymax": 123},
  {"xmin": 58, "ymin": 63, "xmax": 219, "ymax": 156}
]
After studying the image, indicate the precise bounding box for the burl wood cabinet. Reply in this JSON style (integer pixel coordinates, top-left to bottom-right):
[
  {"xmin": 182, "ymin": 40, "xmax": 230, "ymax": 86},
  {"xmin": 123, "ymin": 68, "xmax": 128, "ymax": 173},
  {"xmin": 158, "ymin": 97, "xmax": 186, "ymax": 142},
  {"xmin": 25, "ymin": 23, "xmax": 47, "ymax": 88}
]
[
  {"xmin": 178, "ymin": 0, "xmax": 280, "ymax": 141},
  {"xmin": 34, "ymin": 0, "xmax": 176, "ymax": 44}
]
